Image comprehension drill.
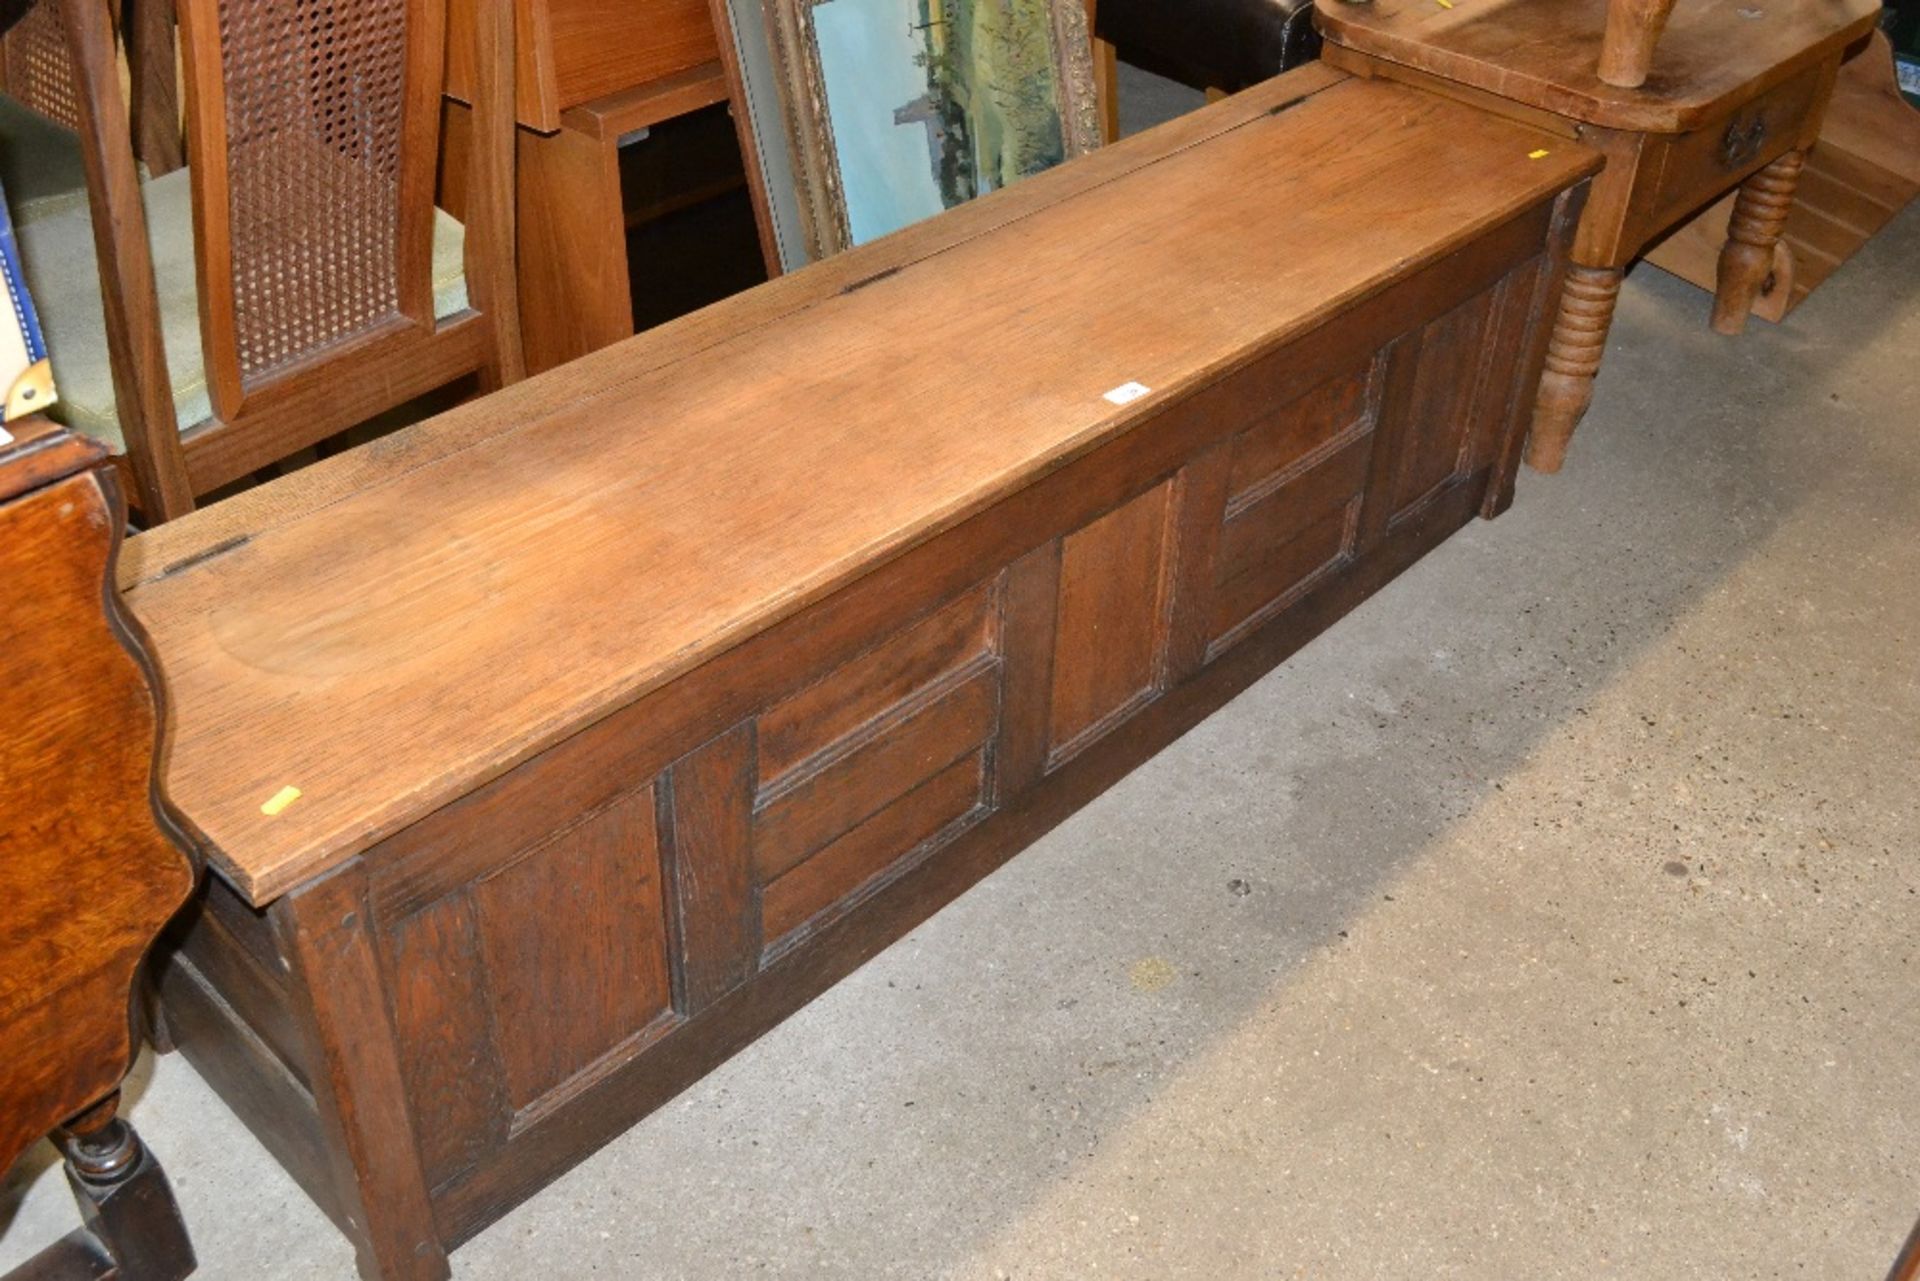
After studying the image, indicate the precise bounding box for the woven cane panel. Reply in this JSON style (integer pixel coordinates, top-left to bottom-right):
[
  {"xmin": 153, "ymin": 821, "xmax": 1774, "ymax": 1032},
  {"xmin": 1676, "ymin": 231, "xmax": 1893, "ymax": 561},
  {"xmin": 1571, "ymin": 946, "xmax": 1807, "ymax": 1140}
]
[
  {"xmin": 4, "ymin": 1, "xmax": 84, "ymax": 131},
  {"xmin": 218, "ymin": 0, "xmax": 411, "ymax": 380}
]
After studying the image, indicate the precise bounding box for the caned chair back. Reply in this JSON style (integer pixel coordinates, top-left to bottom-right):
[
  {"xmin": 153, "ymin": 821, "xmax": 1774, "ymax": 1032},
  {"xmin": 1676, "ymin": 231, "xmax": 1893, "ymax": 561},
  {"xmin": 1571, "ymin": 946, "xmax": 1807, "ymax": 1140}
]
[
  {"xmin": 0, "ymin": 0, "xmax": 83, "ymax": 129},
  {"xmin": 24, "ymin": 0, "xmax": 519, "ymax": 521},
  {"xmin": 178, "ymin": 0, "xmax": 451, "ymax": 418}
]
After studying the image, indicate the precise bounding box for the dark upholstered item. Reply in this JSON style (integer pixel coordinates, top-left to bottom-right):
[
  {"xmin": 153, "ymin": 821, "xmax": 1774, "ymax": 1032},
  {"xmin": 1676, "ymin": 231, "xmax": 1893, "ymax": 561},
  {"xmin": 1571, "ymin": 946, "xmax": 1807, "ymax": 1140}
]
[{"xmin": 1096, "ymin": 0, "xmax": 1321, "ymax": 94}]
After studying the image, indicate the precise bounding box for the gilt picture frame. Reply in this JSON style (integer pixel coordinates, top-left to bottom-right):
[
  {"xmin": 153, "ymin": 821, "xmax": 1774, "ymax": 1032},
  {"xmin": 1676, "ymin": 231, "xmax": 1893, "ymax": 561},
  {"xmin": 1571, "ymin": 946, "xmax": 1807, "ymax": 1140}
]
[{"xmin": 762, "ymin": 0, "xmax": 1102, "ymax": 258}]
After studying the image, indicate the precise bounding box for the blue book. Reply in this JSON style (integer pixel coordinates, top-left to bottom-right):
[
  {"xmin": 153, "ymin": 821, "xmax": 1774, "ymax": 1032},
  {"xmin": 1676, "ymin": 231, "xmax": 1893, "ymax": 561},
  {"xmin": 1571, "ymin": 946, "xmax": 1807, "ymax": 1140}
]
[{"xmin": 0, "ymin": 174, "xmax": 56, "ymax": 439}]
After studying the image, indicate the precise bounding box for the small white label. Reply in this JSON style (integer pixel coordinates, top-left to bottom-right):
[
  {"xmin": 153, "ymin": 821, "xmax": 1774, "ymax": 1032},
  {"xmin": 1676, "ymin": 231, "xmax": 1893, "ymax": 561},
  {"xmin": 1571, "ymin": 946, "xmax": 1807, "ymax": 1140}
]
[
  {"xmin": 1103, "ymin": 381, "xmax": 1152, "ymax": 406},
  {"xmin": 0, "ymin": 425, "xmax": 13, "ymax": 447}
]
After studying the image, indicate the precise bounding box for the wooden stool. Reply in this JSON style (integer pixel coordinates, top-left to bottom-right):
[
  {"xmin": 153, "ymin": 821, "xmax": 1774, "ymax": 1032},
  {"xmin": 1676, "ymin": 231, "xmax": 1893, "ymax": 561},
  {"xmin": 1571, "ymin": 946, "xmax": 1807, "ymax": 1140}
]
[{"xmin": 1314, "ymin": 0, "xmax": 1879, "ymax": 471}]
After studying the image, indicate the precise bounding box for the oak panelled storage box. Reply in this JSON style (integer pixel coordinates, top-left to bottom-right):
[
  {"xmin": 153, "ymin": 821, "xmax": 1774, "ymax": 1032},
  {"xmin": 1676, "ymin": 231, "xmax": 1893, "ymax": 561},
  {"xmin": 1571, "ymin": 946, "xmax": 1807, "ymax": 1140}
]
[{"xmin": 128, "ymin": 67, "xmax": 1596, "ymax": 1280}]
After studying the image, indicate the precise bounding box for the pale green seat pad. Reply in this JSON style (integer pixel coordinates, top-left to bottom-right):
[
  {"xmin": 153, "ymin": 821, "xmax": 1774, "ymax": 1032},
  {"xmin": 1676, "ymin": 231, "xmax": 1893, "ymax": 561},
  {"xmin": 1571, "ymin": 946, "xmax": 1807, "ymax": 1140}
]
[
  {"xmin": 17, "ymin": 164, "xmax": 470, "ymax": 449},
  {"xmin": 0, "ymin": 94, "xmax": 92, "ymax": 226}
]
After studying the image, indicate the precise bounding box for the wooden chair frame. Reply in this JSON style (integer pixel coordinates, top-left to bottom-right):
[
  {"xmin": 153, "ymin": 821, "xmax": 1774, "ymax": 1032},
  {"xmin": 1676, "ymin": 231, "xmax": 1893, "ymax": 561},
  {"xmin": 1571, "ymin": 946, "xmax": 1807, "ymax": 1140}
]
[
  {"xmin": 1597, "ymin": 0, "xmax": 1677, "ymax": 89},
  {"xmin": 56, "ymin": 0, "xmax": 522, "ymax": 522}
]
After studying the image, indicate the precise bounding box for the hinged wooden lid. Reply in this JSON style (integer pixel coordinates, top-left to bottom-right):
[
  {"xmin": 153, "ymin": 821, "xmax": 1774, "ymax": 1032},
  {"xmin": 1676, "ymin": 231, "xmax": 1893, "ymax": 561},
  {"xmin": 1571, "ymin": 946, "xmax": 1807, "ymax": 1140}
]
[{"xmin": 123, "ymin": 68, "xmax": 1600, "ymax": 905}]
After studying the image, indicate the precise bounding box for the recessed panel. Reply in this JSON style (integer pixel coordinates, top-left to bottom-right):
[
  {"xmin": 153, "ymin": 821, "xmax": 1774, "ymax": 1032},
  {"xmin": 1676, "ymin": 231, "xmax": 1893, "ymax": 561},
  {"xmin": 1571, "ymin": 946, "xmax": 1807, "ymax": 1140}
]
[
  {"xmin": 754, "ymin": 667, "xmax": 997, "ymax": 881},
  {"xmin": 1391, "ymin": 286, "xmax": 1499, "ymax": 515},
  {"xmin": 1047, "ymin": 482, "xmax": 1174, "ymax": 755},
  {"xmin": 761, "ymin": 751, "xmax": 986, "ymax": 943},
  {"xmin": 758, "ymin": 581, "xmax": 997, "ymax": 788},
  {"xmin": 1226, "ymin": 362, "xmax": 1377, "ymax": 502},
  {"xmin": 472, "ymin": 788, "xmax": 673, "ymax": 1110},
  {"xmin": 1209, "ymin": 434, "xmax": 1370, "ymax": 645}
]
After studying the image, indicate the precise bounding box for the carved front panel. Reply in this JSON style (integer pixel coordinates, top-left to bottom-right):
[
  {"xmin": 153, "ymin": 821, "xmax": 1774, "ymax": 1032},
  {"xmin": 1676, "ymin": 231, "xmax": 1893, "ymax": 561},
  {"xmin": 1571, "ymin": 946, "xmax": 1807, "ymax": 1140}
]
[
  {"xmin": 751, "ymin": 580, "xmax": 1001, "ymax": 950},
  {"xmin": 1047, "ymin": 482, "xmax": 1175, "ymax": 763},
  {"xmin": 1208, "ymin": 360, "xmax": 1381, "ymax": 650},
  {"xmin": 385, "ymin": 783, "xmax": 675, "ymax": 1184},
  {"xmin": 470, "ymin": 789, "xmax": 673, "ymax": 1111},
  {"xmin": 1388, "ymin": 283, "xmax": 1508, "ymax": 518}
]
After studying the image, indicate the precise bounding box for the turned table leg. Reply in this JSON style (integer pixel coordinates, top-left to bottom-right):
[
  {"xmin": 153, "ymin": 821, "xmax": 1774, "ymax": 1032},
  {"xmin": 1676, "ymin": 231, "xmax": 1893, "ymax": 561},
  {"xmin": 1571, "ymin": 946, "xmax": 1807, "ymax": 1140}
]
[
  {"xmin": 1526, "ymin": 263, "xmax": 1623, "ymax": 473},
  {"xmin": 1711, "ymin": 149, "xmax": 1806, "ymax": 336}
]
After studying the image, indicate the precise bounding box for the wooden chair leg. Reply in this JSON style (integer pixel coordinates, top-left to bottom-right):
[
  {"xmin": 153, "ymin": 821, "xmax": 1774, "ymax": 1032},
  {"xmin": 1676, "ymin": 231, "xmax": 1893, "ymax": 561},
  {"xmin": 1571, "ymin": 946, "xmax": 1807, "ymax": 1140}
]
[
  {"xmin": 0, "ymin": 1097, "xmax": 197, "ymax": 1281},
  {"xmin": 58, "ymin": 0, "xmax": 195, "ymax": 521},
  {"xmin": 1526, "ymin": 263, "xmax": 1623, "ymax": 473},
  {"xmin": 1084, "ymin": 0, "xmax": 1117, "ymax": 145},
  {"xmin": 465, "ymin": 0, "xmax": 525, "ymax": 390},
  {"xmin": 1889, "ymin": 1210, "xmax": 1920, "ymax": 1281},
  {"xmin": 1095, "ymin": 37, "xmax": 1121, "ymax": 142},
  {"xmin": 515, "ymin": 123, "xmax": 632, "ymax": 376},
  {"xmin": 1597, "ymin": 0, "xmax": 1678, "ymax": 89},
  {"xmin": 1711, "ymin": 149, "xmax": 1806, "ymax": 336},
  {"xmin": 124, "ymin": 0, "xmax": 184, "ymax": 175}
]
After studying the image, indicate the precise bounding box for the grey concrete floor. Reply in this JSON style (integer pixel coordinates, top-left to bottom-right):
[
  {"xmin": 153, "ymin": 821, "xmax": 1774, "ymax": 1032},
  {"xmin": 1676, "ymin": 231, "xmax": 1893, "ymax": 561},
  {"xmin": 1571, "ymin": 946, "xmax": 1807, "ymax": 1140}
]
[{"xmin": 7, "ymin": 71, "xmax": 1920, "ymax": 1281}]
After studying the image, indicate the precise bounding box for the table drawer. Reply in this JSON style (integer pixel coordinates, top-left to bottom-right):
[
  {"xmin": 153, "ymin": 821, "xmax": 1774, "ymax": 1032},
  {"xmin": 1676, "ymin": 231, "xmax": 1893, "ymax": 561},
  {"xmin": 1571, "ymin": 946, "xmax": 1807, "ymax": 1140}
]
[{"xmin": 1636, "ymin": 61, "xmax": 1831, "ymax": 242}]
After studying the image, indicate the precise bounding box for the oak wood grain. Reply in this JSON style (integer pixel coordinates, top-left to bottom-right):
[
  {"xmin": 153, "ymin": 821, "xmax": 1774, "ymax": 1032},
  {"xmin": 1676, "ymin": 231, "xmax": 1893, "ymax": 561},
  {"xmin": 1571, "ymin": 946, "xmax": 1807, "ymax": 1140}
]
[{"xmin": 118, "ymin": 64, "xmax": 1350, "ymax": 578}]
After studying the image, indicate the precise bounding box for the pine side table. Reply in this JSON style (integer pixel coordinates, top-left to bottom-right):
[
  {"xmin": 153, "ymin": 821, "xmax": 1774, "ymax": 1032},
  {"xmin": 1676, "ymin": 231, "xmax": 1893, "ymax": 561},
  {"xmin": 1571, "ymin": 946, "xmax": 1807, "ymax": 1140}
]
[{"xmin": 1315, "ymin": 0, "xmax": 1879, "ymax": 470}]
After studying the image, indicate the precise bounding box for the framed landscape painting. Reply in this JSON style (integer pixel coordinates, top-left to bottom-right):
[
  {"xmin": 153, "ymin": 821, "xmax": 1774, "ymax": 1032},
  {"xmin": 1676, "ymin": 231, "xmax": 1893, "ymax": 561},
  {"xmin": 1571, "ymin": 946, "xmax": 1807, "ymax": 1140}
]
[{"xmin": 764, "ymin": 0, "xmax": 1102, "ymax": 257}]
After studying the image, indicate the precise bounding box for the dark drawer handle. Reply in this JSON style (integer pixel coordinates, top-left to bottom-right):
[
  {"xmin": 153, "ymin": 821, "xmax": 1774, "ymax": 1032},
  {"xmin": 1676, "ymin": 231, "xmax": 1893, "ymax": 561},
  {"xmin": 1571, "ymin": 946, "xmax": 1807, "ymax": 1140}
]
[{"xmin": 1720, "ymin": 117, "xmax": 1768, "ymax": 169}]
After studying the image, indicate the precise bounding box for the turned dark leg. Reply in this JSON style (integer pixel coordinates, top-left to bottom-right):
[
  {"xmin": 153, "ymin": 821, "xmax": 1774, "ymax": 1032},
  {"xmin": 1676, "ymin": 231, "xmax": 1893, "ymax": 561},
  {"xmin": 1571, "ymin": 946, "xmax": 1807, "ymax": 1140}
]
[
  {"xmin": 1712, "ymin": 149, "xmax": 1805, "ymax": 336},
  {"xmin": 0, "ymin": 1095, "xmax": 198, "ymax": 1281},
  {"xmin": 1526, "ymin": 264, "xmax": 1623, "ymax": 473}
]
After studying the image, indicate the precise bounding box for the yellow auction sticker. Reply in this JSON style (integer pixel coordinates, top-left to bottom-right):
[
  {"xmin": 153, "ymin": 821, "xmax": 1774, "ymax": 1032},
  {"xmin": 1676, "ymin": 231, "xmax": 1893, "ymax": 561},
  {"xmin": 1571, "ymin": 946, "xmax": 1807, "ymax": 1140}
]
[{"xmin": 260, "ymin": 785, "xmax": 303, "ymax": 817}]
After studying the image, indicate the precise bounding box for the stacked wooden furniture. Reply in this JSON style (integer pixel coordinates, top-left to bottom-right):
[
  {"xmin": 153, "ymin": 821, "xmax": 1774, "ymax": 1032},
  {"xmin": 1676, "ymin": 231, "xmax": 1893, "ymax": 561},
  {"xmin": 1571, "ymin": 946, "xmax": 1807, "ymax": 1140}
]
[
  {"xmin": 124, "ymin": 66, "xmax": 1597, "ymax": 1280},
  {"xmin": 442, "ymin": 0, "xmax": 782, "ymax": 373},
  {"xmin": 0, "ymin": 419, "xmax": 199, "ymax": 1280},
  {"xmin": 1314, "ymin": 0, "xmax": 1881, "ymax": 472},
  {"xmin": 12, "ymin": 0, "xmax": 522, "ymax": 522},
  {"xmin": 1645, "ymin": 33, "xmax": 1920, "ymax": 320}
]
